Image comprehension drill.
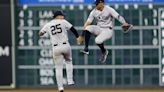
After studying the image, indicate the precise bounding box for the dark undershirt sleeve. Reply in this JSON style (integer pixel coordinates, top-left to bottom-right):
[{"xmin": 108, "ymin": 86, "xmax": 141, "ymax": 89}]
[{"xmin": 70, "ymin": 26, "xmax": 79, "ymax": 38}]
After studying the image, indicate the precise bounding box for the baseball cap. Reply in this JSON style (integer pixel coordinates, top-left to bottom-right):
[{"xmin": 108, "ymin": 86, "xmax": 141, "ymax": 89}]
[
  {"xmin": 53, "ymin": 10, "xmax": 65, "ymax": 18},
  {"xmin": 94, "ymin": 0, "xmax": 104, "ymax": 5}
]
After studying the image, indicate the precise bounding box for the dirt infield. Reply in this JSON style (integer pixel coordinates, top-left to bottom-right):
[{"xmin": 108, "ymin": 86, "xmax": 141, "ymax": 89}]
[{"xmin": 0, "ymin": 88, "xmax": 164, "ymax": 92}]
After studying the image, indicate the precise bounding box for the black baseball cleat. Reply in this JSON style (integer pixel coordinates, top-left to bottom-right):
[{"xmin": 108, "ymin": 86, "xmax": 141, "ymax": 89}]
[
  {"xmin": 80, "ymin": 49, "xmax": 89, "ymax": 55},
  {"xmin": 99, "ymin": 50, "xmax": 108, "ymax": 63},
  {"xmin": 59, "ymin": 90, "xmax": 64, "ymax": 92}
]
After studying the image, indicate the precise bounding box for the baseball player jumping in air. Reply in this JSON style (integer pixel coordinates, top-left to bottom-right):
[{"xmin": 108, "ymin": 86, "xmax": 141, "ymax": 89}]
[
  {"xmin": 78, "ymin": 0, "xmax": 133, "ymax": 63},
  {"xmin": 39, "ymin": 10, "xmax": 81, "ymax": 92}
]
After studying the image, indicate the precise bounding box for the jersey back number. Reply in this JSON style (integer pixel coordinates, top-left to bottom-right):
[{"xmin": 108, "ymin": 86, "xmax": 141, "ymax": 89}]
[{"xmin": 50, "ymin": 24, "xmax": 62, "ymax": 35}]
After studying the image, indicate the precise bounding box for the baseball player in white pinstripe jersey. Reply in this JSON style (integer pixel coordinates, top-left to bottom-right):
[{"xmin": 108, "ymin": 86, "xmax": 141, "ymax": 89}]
[
  {"xmin": 79, "ymin": 0, "xmax": 132, "ymax": 63},
  {"xmin": 39, "ymin": 11, "xmax": 81, "ymax": 92}
]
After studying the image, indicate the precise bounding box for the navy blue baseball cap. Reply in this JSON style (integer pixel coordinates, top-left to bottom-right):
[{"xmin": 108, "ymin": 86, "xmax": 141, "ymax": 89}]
[
  {"xmin": 53, "ymin": 10, "xmax": 65, "ymax": 18},
  {"xmin": 94, "ymin": 0, "xmax": 104, "ymax": 5}
]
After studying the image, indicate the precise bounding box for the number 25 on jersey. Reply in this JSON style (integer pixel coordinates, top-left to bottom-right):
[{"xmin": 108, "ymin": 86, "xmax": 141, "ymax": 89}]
[{"xmin": 51, "ymin": 24, "xmax": 62, "ymax": 35}]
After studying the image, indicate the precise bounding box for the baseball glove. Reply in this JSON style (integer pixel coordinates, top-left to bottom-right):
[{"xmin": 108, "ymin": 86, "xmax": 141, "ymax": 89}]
[
  {"xmin": 77, "ymin": 36, "xmax": 84, "ymax": 45},
  {"xmin": 121, "ymin": 24, "xmax": 133, "ymax": 33}
]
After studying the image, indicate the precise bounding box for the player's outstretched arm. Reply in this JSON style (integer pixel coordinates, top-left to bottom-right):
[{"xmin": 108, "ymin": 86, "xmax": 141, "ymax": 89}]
[
  {"xmin": 116, "ymin": 15, "xmax": 133, "ymax": 33},
  {"xmin": 70, "ymin": 26, "xmax": 79, "ymax": 38},
  {"xmin": 69, "ymin": 26, "xmax": 83, "ymax": 45}
]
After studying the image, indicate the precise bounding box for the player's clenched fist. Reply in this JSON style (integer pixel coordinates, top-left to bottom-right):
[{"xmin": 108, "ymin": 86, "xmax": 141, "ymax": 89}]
[
  {"xmin": 77, "ymin": 36, "xmax": 84, "ymax": 45},
  {"xmin": 121, "ymin": 23, "xmax": 133, "ymax": 33}
]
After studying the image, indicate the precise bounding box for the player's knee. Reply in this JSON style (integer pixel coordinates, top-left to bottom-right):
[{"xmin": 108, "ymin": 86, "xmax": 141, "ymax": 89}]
[
  {"xmin": 95, "ymin": 38, "xmax": 103, "ymax": 44},
  {"xmin": 85, "ymin": 25, "xmax": 91, "ymax": 30},
  {"xmin": 85, "ymin": 25, "xmax": 94, "ymax": 32}
]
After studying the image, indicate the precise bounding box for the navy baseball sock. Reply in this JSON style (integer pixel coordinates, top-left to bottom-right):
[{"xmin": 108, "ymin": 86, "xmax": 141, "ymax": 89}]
[
  {"xmin": 97, "ymin": 43, "xmax": 106, "ymax": 53},
  {"xmin": 84, "ymin": 30, "xmax": 91, "ymax": 51}
]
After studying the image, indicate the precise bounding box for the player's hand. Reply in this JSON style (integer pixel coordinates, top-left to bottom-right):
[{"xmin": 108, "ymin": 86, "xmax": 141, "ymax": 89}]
[
  {"xmin": 77, "ymin": 36, "xmax": 84, "ymax": 45},
  {"xmin": 121, "ymin": 23, "xmax": 133, "ymax": 33},
  {"xmin": 122, "ymin": 23, "xmax": 129, "ymax": 27},
  {"xmin": 38, "ymin": 31, "xmax": 46, "ymax": 37}
]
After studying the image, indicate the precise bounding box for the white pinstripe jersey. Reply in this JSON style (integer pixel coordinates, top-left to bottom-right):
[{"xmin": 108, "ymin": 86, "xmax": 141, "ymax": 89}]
[
  {"xmin": 40, "ymin": 19, "xmax": 72, "ymax": 45},
  {"xmin": 87, "ymin": 6, "xmax": 119, "ymax": 28}
]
